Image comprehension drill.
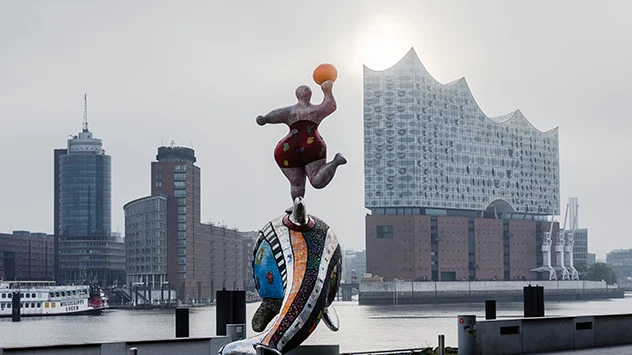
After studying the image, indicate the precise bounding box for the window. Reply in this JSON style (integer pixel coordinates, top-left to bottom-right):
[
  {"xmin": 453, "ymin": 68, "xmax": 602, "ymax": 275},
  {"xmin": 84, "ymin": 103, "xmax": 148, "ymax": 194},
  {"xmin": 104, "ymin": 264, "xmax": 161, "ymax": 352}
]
[
  {"xmin": 37, "ymin": 303, "xmax": 41, "ymax": 308},
  {"xmin": 376, "ymin": 225, "xmax": 394, "ymax": 239},
  {"xmin": 26, "ymin": 293, "xmax": 30, "ymax": 298},
  {"xmin": 1, "ymin": 294, "xmax": 5, "ymax": 299},
  {"xmin": 178, "ymin": 223, "xmax": 187, "ymax": 231},
  {"xmin": 178, "ymin": 214, "xmax": 187, "ymax": 222},
  {"xmin": 31, "ymin": 293, "xmax": 35, "ymax": 298},
  {"xmin": 174, "ymin": 190, "xmax": 186, "ymax": 197},
  {"xmin": 155, "ymin": 181, "xmax": 162, "ymax": 187},
  {"xmin": 177, "ymin": 198, "xmax": 186, "ymax": 206},
  {"xmin": 174, "ymin": 173, "xmax": 186, "ymax": 181},
  {"xmin": 178, "ymin": 231, "xmax": 186, "ymax": 239},
  {"xmin": 178, "ymin": 206, "xmax": 186, "ymax": 214},
  {"xmin": 174, "ymin": 181, "xmax": 186, "ymax": 188}
]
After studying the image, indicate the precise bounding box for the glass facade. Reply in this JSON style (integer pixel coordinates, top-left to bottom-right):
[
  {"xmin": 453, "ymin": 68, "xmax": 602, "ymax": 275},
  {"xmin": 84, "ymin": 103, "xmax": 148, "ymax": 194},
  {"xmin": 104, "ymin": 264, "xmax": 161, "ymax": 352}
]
[
  {"xmin": 364, "ymin": 49, "xmax": 560, "ymax": 216},
  {"xmin": 124, "ymin": 195, "xmax": 168, "ymax": 288},
  {"xmin": 59, "ymin": 154, "xmax": 111, "ymax": 237},
  {"xmin": 57, "ymin": 128, "xmax": 124, "ymax": 286}
]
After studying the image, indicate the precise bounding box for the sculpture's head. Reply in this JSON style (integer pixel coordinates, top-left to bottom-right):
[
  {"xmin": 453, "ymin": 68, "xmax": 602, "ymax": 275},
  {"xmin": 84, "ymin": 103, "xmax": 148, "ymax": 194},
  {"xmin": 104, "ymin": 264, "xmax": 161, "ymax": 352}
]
[{"xmin": 295, "ymin": 85, "xmax": 312, "ymax": 104}]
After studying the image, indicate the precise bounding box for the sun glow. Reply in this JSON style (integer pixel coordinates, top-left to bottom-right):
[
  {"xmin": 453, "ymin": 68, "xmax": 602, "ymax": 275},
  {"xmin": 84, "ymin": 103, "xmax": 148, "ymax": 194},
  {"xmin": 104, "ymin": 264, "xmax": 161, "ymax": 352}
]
[{"xmin": 354, "ymin": 18, "xmax": 415, "ymax": 71}]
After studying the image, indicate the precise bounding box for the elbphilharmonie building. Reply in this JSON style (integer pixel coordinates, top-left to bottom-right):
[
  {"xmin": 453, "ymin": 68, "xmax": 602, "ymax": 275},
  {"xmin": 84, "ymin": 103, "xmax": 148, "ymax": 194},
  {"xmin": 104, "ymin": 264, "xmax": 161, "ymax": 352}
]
[{"xmin": 364, "ymin": 49, "xmax": 562, "ymax": 282}]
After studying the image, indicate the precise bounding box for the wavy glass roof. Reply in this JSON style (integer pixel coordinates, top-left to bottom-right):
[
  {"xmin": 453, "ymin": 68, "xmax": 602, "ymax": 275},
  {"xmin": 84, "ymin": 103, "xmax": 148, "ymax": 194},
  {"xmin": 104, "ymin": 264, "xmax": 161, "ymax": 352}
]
[{"xmin": 363, "ymin": 48, "xmax": 560, "ymax": 215}]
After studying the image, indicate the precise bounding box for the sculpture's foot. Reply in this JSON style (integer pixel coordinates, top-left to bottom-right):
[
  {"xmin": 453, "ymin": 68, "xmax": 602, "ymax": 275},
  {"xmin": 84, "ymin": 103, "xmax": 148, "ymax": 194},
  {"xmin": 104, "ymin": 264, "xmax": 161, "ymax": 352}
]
[
  {"xmin": 334, "ymin": 153, "xmax": 347, "ymax": 165},
  {"xmin": 252, "ymin": 298, "xmax": 283, "ymax": 332},
  {"xmin": 285, "ymin": 206, "xmax": 293, "ymax": 214}
]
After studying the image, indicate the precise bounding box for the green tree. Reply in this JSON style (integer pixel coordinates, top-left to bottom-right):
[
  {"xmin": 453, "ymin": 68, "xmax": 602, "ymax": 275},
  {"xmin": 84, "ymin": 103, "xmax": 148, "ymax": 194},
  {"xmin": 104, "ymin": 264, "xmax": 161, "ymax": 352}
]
[
  {"xmin": 584, "ymin": 262, "xmax": 617, "ymax": 285},
  {"xmin": 574, "ymin": 260, "xmax": 588, "ymax": 276}
]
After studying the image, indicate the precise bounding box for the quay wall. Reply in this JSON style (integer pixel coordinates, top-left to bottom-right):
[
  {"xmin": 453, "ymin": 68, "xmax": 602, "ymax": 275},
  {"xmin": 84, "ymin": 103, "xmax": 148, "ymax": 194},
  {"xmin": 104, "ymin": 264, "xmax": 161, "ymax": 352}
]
[
  {"xmin": 0, "ymin": 336, "xmax": 231, "ymax": 355},
  {"xmin": 476, "ymin": 313, "xmax": 632, "ymax": 354},
  {"xmin": 359, "ymin": 280, "xmax": 625, "ymax": 305}
]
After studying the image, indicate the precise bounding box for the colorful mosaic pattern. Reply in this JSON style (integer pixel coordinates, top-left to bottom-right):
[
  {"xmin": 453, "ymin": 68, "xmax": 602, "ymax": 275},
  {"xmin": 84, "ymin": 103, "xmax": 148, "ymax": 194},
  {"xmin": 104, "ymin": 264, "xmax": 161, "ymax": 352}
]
[{"xmin": 219, "ymin": 213, "xmax": 341, "ymax": 355}]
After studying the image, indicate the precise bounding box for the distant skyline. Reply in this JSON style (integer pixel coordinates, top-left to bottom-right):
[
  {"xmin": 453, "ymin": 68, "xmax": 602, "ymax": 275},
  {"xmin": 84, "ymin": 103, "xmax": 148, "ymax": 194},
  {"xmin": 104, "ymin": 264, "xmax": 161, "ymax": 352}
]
[{"xmin": 2, "ymin": 1, "xmax": 632, "ymax": 259}]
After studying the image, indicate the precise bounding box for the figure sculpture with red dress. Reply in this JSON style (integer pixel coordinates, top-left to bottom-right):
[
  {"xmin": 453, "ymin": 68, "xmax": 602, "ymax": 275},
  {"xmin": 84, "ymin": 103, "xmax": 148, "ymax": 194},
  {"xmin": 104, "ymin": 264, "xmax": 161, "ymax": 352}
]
[{"xmin": 256, "ymin": 64, "xmax": 346, "ymax": 210}]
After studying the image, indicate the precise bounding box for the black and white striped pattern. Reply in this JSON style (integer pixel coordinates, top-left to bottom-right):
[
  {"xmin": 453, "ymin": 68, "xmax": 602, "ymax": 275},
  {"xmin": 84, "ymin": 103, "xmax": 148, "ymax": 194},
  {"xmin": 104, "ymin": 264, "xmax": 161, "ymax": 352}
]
[{"xmin": 260, "ymin": 221, "xmax": 288, "ymax": 288}]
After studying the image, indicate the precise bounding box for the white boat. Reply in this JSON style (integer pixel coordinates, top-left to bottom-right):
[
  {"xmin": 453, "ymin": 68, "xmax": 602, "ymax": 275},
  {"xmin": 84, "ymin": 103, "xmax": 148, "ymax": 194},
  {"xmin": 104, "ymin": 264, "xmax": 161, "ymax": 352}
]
[{"xmin": 0, "ymin": 281, "xmax": 108, "ymax": 317}]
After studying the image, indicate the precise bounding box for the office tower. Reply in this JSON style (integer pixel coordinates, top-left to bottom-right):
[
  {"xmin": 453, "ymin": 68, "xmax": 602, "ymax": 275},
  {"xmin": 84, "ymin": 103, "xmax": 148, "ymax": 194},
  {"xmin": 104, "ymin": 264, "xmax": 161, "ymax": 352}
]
[{"xmin": 55, "ymin": 95, "xmax": 125, "ymax": 285}]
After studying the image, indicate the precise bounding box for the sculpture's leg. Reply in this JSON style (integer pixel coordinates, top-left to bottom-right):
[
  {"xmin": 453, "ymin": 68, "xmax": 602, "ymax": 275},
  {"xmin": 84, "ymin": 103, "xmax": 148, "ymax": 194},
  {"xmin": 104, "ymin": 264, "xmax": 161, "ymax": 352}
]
[
  {"xmin": 252, "ymin": 298, "xmax": 283, "ymax": 332},
  {"xmin": 281, "ymin": 167, "xmax": 306, "ymax": 213},
  {"xmin": 305, "ymin": 153, "xmax": 347, "ymax": 189}
]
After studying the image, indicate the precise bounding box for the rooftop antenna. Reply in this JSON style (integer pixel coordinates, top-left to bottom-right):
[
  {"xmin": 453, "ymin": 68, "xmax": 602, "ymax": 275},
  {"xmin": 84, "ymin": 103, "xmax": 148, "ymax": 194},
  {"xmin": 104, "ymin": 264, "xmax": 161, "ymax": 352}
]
[{"xmin": 82, "ymin": 93, "xmax": 89, "ymax": 132}]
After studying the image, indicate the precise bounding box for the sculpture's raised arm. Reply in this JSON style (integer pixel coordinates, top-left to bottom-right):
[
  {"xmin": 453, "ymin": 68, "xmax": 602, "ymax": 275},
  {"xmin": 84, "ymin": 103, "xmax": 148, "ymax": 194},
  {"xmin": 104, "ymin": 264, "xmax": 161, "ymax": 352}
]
[{"xmin": 313, "ymin": 80, "xmax": 337, "ymax": 123}]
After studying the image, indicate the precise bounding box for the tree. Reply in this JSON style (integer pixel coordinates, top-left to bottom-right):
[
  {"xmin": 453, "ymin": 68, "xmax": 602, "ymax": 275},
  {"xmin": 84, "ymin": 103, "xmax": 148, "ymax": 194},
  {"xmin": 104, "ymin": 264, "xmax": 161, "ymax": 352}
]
[
  {"xmin": 584, "ymin": 262, "xmax": 617, "ymax": 285},
  {"xmin": 574, "ymin": 260, "xmax": 588, "ymax": 276}
]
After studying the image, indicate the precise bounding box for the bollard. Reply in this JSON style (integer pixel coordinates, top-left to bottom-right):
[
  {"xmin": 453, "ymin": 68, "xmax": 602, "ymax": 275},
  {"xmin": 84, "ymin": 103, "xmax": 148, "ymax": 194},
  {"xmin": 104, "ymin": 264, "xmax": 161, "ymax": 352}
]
[
  {"xmin": 12, "ymin": 291, "xmax": 20, "ymax": 322},
  {"xmin": 485, "ymin": 300, "xmax": 496, "ymax": 320},
  {"xmin": 457, "ymin": 315, "xmax": 476, "ymax": 355},
  {"xmin": 438, "ymin": 334, "xmax": 445, "ymax": 355},
  {"xmin": 523, "ymin": 285, "xmax": 544, "ymax": 318},
  {"xmin": 216, "ymin": 290, "xmax": 246, "ymax": 336},
  {"xmin": 175, "ymin": 307, "xmax": 189, "ymax": 338},
  {"xmin": 129, "ymin": 347, "xmax": 138, "ymax": 355},
  {"xmin": 535, "ymin": 285, "xmax": 545, "ymax": 317}
]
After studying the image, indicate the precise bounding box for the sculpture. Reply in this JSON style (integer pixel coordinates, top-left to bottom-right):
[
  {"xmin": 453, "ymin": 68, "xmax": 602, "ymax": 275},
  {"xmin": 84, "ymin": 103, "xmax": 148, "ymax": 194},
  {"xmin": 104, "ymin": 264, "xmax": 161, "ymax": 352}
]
[
  {"xmin": 256, "ymin": 65, "xmax": 346, "ymax": 211},
  {"xmin": 219, "ymin": 65, "xmax": 344, "ymax": 355}
]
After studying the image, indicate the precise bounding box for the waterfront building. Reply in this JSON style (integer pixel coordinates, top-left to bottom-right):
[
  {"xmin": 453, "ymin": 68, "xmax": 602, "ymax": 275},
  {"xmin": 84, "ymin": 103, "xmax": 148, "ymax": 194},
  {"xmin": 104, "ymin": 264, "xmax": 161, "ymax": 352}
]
[
  {"xmin": 241, "ymin": 231, "xmax": 258, "ymax": 292},
  {"xmin": 364, "ymin": 48, "xmax": 561, "ymax": 281},
  {"xmin": 124, "ymin": 145, "xmax": 244, "ymax": 302},
  {"xmin": 606, "ymin": 249, "xmax": 632, "ymax": 279},
  {"xmin": 54, "ymin": 96, "xmax": 125, "ymax": 286},
  {"xmin": 0, "ymin": 231, "xmax": 54, "ymax": 281},
  {"xmin": 124, "ymin": 195, "xmax": 168, "ymax": 288},
  {"xmin": 573, "ymin": 228, "xmax": 589, "ymax": 265},
  {"xmin": 342, "ymin": 249, "xmax": 366, "ymax": 283}
]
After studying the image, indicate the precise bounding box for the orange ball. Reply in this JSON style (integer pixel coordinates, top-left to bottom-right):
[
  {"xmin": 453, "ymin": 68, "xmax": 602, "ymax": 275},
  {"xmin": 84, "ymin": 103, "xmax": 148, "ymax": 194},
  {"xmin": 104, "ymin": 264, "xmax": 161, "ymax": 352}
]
[{"xmin": 313, "ymin": 63, "xmax": 338, "ymax": 85}]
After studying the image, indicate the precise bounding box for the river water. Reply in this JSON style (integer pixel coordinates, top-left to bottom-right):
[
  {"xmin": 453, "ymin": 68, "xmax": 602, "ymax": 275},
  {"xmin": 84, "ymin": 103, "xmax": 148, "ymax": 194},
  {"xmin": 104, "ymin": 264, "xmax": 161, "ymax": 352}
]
[{"xmin": 1, "ymin": 295, "xmax": 631, "ymax": 352}]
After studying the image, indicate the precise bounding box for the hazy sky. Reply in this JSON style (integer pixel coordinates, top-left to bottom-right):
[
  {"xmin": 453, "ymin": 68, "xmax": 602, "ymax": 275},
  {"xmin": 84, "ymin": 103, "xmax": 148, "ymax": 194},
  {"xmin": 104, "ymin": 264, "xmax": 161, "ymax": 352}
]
[{"xmin": 1, "ymin": 1, "xmax": 631, "ymax": 259}]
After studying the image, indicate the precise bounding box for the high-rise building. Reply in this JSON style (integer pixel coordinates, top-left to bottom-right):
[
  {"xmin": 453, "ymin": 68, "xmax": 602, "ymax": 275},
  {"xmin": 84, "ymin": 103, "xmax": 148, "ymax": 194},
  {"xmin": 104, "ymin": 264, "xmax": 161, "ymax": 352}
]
[
  {"xmin": 54, "ymin": 96, "xmax": 125, "ymax": 286},
  {"xmin": 573, "ymin": 228, "xmax": 589, "ymax": 265},
  {"xmin": 53, "ymin": 148, "xmax": 67, "ymax": 280},
  {"xmin": 125, "ymin": 145, "xmax": 245, "ymax": 302},
  {"xmin": 0, "ymin": 231, "xmax": 54, "ymax": 281},
  {"xmin": 150, "ymin": 145, "xmax": 205, "ymax": 300},
  {"xmin": 124, "ymin": 195, "xmax": 168, "ymax": 288},
  {"xmin": 364, "ymin": 49, "xmax": 561, "ymax": 281}
]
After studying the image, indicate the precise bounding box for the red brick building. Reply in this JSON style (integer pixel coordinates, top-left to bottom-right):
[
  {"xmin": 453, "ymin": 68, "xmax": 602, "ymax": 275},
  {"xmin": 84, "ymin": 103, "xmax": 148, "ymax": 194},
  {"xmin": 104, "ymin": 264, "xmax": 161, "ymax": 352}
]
[{"xmin": 366, "ymin": 214, "xmax": 559, "ymax": 282}]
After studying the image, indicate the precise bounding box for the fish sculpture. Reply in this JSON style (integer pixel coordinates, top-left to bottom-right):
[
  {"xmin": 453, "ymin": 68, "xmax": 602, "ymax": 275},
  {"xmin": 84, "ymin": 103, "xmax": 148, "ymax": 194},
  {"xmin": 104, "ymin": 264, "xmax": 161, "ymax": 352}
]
[{"xmin": 219, "ymin": 197, "xmax": 342, "ymax": 354}]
